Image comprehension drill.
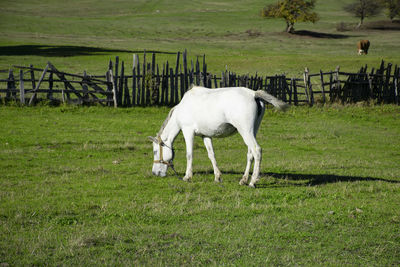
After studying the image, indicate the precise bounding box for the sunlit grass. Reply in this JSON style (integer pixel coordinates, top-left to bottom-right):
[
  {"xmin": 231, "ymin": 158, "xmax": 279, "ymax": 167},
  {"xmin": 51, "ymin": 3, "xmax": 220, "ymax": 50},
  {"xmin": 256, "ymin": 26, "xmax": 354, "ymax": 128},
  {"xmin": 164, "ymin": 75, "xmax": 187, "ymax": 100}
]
[{"xmin": 0, "ymin": 105, "xmax": 399, "ymax": 265}]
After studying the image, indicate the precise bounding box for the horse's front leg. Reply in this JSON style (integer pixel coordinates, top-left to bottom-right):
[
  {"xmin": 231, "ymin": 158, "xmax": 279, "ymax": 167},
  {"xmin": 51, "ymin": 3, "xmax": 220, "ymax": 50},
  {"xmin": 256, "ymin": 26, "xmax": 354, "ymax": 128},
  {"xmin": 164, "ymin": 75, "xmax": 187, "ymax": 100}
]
[
  {"xmin": 182, "ymin": 128, "xmax": 194, "ymax": 182},
  {"xmin": 203, "ymin": 137, "xmax": 222, "ymax": 182}
]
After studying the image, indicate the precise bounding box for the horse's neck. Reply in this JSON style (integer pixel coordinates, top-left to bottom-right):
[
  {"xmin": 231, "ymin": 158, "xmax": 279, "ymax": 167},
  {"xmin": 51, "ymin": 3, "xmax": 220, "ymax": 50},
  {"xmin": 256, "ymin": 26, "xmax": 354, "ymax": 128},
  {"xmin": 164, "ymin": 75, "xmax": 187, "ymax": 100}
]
[{"xmin": 160, "ymin": 113, "xmax": 180, "ymax": 146}]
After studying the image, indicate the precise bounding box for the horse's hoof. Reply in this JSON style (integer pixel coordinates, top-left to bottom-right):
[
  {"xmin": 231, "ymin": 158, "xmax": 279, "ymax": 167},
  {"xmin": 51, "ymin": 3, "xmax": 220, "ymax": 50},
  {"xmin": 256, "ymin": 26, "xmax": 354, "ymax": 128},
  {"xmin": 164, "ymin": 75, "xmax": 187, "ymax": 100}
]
[
  {"xmin": 182, "ymin": 176, "xmax": 191, "ymax": 182},
  {"xmin": 239, "ymin": 180, "xmax": 247, "ymax": 186},
  {"xmin": 214, "ymin": 173, "xmax": 222, "ymax": 182},
  {"xmin": 248, "ymin": 183, "xmax": 256, "ymax": 188}
]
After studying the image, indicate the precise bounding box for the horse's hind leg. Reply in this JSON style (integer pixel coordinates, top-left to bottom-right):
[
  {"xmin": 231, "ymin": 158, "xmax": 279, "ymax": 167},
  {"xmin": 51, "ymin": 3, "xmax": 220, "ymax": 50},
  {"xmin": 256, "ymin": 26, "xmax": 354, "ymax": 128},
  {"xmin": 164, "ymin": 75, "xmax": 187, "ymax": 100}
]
[
  {"xmin": 240, "ymin": 148, "xmax": 253, "ymax": 185},
  {"xmin": 203, "ymin": 137, "xmax": 222, "ymax": 182},
  {"xmin": 238, "ymin": 131, "xmax": 262, "ymax": 188},
  {"xmin": 240, "ymin": 109, "xmax": 264, "ymax": 186},
  {"xmin": 248, "ymin": 142, "xmax": 262, "ymax": 188}
]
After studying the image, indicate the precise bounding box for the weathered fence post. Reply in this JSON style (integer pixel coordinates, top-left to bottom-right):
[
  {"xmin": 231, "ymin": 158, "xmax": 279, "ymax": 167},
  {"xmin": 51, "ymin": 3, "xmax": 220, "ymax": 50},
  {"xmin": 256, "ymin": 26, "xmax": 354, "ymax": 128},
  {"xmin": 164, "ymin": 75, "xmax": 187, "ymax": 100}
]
[
  {"xmin": 319, "ymin": 70, "xmax": 326, "ymax": 103},
  {"xmin": 141, "ymin": 51, "xmax": 146, "ymax": 106},
  {"xmin": 29, "ymin": 63, "xmax": 49, "ymax": 106},
  {"xmin": 82, "ymin": 71, "xmax": 89, "ymax": 104},
  {"xmin": 119, "ymin": 61, "xmax": 125, "ymax": 106},
  {"xmin": 160, "ymin": 64, "xmax": 166, "ymax": 105},
  {"xmin": 47, "ymin": 71, "xmax": 53, "ymax": 101},
  {"xmin": 281, "ymin": 75, "xmax": 288, "ymax": 103},
  {"xmin": 183, "ymin": 49, "xmax": 188, "ymax": 93},
  {"xmin": 108, "ymin": 69, "xmax": 118, "ymax": 108},
  {"xmin": 385, "ymin": 63, "xmax": 392, "ymax": 103},
  {"xmin": 303, "ymin": 67, "xmax": 311, "ymax": 105},
  {"xmin": 7, "ymin": 69, "xmax": 16, "ymax": 101},
  {"xmin": 61, "ymin": 88, "xmax": 65, "ymax": 104},
  {"xmin": 394, "ymin": 65, "xmax": 399, "ymax": 105},
  {"xmin": 146, "ymin": 62, "xmax": 151, "ymax": 105},
  {"xmin": 136, "ymin": 55, "xmax": 141, "ymax": 105},
  {"xmin": 151, "ymin": 53, "xmax": 158, "ymax": 105},
  {"xmin": 334, "ymin": 66, "xmax": 341, "ymax": 102},
  {"xmin": 220, "ymin": 71, "xmax": 225, "ymax": 87},
  {"xmin": 106, "ymin": 69, "xmax": 112, "ymax": 107},
  {"xmin": 377, "ymin": 60, "xmax": 385, "ymax": 103},
  {"xmin": 19, "ymin": 69, "xmax": 25, "ymax": 104},
  {"xmin": 226, "ymin": 67, "xmax": 230, "ymax": 87},
  {"xmin": 29, "ymin": 65, "xmax": 36, "ymax": 95},
  {"xmin": 155, "ymin": 64, "xmax": 161, "ymax": 105},
  {"xmin": 175, "ymin": 52, "xmax": 180, "ymax": 104},
  {"xmin": 170, "ymin": 67, "xmax": 175, "ymax": 106},
  {"xmin": 180, "ymin": 65, "xmax": 184, "ymax": 100},
  {"xmin": 195, "ymin": 57, "xmax": 200, "ymax": 85},
  {"xmin": 292, "ymin": 78, "xmax": 298, "ymax": 105},
  {"xmin": 368, "ymin": 68, "xmax": 374, "ymax": 101},
  {"xmin": 114, "ymin": 56, "xmax": 119, "ymax": 104},
  {"xmin": 132, "ymin": 54, "xmax": 138, "ymax": 106},
  {"xmin": 164, "ymin": 61, "xmax": 169, "ymax": 104},
  {"xmin": 189, "ymin": 59, "xmax": 194, "ymax": 86},
  {"xmin": 202, "ymin": 54, "xmax": 207, "ymax": 87},
  {"xmin": 124, "ymin": 76, "xmax": 130, "ymax": 106},
  {"xmin": 151, "ymin": 53, "xmax": 156, "ymax": 74}
]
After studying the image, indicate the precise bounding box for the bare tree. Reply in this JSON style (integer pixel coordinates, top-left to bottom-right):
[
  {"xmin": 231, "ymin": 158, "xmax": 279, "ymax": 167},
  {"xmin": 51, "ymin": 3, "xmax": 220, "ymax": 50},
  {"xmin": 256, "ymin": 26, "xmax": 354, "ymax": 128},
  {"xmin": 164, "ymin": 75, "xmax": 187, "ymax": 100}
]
[
  {"xmin": 344, "ymin": 0, "xmax": 383, "ymax": 28},
  {"xmin": 381, "ymin": 0, "xmax": 400, "ymax": 21}
]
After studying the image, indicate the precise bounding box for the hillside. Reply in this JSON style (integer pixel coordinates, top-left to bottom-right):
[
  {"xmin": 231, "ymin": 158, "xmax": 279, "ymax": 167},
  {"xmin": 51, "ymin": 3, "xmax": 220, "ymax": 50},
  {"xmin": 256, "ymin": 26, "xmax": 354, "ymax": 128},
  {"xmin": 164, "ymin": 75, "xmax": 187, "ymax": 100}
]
[{"xmin": 0, "ymin": 0, "xmax": 399, "ymax": 76}]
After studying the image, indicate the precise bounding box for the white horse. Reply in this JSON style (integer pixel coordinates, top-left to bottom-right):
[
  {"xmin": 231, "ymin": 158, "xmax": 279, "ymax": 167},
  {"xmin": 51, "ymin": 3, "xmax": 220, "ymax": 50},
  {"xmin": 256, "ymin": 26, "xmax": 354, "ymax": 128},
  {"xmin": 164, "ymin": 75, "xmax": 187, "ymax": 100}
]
[{"xmin": 149, "ymin": 86, "xmax": 289, "ymax": 188}]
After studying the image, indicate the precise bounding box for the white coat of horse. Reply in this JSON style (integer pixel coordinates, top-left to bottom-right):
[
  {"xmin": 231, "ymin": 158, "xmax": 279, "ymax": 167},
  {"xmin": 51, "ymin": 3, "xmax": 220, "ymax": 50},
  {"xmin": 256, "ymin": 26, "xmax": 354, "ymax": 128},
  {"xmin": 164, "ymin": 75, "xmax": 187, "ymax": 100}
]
[{"xmin": 149, "ymin": 86, "xmax": 289, "ymax": 187}]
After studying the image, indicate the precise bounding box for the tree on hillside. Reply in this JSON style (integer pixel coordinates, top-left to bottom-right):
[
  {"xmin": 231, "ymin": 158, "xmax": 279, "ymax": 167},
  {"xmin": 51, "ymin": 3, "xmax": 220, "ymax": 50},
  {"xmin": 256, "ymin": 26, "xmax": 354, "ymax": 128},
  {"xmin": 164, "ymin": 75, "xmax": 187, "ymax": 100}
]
[
  {"xmin": 380, "ymin": 0, "xmax": 400, "ymax": 21},
  {"xmin": 262, "ymin": 0, "xmax": 319, "ymax": 33},
  {"xmin": 344, "ymin": 0, "xmax": 383, "ymax": 28}
]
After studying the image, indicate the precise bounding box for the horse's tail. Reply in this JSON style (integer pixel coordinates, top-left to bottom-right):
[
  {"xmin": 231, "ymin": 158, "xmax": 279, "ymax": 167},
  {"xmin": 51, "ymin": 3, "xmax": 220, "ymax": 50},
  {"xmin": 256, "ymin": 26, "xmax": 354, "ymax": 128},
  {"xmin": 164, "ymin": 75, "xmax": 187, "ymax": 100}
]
[{"xmin": 254, "ymin": 90, "xmax": 290, "ymax": 111}]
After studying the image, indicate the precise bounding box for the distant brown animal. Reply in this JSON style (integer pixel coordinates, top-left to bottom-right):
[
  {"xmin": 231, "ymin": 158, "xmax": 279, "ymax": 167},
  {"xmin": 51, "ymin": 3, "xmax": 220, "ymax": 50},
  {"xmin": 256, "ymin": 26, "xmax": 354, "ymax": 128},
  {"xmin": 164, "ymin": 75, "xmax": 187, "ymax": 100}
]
[{"xmin": 357, "ymin": 40, "xmax": 370, "ymax": 55}]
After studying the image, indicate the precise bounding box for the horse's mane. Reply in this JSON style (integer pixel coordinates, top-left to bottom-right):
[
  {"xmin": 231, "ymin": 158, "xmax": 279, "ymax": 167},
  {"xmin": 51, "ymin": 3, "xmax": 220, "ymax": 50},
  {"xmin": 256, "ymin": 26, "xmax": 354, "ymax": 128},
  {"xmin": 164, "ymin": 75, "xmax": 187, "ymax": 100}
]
[{"xmin": 157, "ymin": 107, "xmax": 175, "ymax": 136}]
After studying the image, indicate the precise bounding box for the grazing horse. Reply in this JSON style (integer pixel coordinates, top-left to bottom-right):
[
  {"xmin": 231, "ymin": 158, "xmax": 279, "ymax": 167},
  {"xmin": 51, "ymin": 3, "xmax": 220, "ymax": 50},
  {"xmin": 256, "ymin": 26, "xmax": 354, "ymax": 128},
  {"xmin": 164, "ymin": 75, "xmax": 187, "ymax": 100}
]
[
  {"xmin": 357, "ymin": 40, "xmax": 370, "ymax": 55},
  {"xmin": 149, "ymin": 86, "xmax": 289, "ymax": 188}
]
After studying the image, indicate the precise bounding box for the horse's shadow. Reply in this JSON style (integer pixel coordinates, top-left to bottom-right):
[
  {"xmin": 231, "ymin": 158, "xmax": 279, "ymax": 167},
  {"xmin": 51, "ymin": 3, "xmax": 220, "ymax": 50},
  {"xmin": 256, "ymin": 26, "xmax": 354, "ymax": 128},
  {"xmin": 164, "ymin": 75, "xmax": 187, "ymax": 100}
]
[{"xmin": 193, "ymin": 170, "xmax": 399, "ymax": 188}]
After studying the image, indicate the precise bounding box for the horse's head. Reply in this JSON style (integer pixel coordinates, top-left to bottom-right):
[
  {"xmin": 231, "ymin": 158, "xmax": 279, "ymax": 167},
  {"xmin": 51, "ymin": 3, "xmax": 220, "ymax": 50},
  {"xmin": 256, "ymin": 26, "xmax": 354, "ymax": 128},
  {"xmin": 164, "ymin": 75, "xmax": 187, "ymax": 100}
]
[{"xmin": 148, "ymin": 136, "xmax": 174, "ymax": 177}]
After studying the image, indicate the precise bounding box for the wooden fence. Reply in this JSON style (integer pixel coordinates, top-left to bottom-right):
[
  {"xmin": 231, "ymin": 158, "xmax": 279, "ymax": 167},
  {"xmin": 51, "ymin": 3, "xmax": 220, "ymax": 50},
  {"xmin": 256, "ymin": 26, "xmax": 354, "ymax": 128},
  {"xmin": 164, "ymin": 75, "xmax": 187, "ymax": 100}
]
[
  {"xmin": 0, "ymin": 50, "xmax": 399, "ymax": 106},
  {"xmin": 0, "ymin": 62, "xmax": 115, "ymax": 106}
]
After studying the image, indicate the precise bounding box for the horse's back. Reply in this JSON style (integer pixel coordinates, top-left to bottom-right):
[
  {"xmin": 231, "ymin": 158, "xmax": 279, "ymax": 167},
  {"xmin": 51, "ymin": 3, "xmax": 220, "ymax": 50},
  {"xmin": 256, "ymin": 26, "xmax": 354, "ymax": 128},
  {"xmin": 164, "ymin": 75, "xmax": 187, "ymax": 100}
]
[
  {"xmin": 175, "ymin": 86, "xmax": 259, "ymax": 136},
  {"xmin": 179, "ymin": 86, "xmax": 256, "ymax": 114},
  {"xmin": 185, "ymin": 86, "xmax": 253, "ymax": 97},
  {"xmin": 182, "ymin": 86, "xmax": 254, "ymax": 106}
]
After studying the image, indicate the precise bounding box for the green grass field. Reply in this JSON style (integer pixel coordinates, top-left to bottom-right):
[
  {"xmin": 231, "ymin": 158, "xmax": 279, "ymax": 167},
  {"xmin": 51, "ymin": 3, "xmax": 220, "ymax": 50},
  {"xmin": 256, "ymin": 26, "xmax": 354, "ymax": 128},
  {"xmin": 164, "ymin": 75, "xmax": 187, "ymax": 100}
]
[
  {"xmin": 1, "ymin": 105, "xmax": 400, "ymax": 265},
  {"xmin": 1, "ymin": 0, "xmax": 400, "ymax": 265},
  {"xmin": 1, "ymin": 0, "xmax": 400, "ymax": 76}
]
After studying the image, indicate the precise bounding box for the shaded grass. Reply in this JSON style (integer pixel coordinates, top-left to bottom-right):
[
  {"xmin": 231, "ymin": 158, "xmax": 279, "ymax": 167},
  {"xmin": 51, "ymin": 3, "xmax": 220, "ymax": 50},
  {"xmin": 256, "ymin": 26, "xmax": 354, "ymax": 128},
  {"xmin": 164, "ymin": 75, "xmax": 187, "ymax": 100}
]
[{"xmin": 0, "ymin": 105, "xmax": 399, "ymax": 265}]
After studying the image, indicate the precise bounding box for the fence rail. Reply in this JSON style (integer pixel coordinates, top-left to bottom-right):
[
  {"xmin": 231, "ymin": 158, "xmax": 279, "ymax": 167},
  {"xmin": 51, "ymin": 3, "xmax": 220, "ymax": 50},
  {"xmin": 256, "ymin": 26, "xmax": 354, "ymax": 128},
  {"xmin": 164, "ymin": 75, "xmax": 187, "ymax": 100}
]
[{"xmin": 0, "ymin": 50, "xmax": 399, "ymax": 107}]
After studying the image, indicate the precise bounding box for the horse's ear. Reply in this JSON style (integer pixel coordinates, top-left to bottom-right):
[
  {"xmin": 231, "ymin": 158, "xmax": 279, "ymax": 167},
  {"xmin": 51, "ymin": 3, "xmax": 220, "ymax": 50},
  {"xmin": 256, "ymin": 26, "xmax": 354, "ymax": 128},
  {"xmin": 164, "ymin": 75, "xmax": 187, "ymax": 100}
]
[{"xmin": 148, "ymin": 136, "xmax": 158, "ymax": 143}]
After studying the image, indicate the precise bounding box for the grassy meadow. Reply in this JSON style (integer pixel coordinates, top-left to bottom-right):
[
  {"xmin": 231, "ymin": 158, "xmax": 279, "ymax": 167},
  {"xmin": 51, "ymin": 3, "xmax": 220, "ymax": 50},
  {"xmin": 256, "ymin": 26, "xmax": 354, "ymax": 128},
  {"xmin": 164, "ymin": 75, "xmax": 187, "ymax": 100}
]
[
  {"xmin": 1, "ymin": 0, "xmax": 400, "ymax": 76},
  {"xmin": 1, "ymin": 0, "xmax": 400, "ymax": 265},
  {"xmin": 0, "ymin": 105, "xmax": 400, "ymax": 265}
]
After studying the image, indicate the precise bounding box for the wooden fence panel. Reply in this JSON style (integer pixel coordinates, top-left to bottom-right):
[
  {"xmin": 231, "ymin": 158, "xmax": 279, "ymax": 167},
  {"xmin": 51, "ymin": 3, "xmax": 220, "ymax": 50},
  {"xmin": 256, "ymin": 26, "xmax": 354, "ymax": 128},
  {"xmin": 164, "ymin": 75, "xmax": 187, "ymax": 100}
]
[{"xmin": 0, "ymin": 53, "xmax": 399, "ymax": 107}]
